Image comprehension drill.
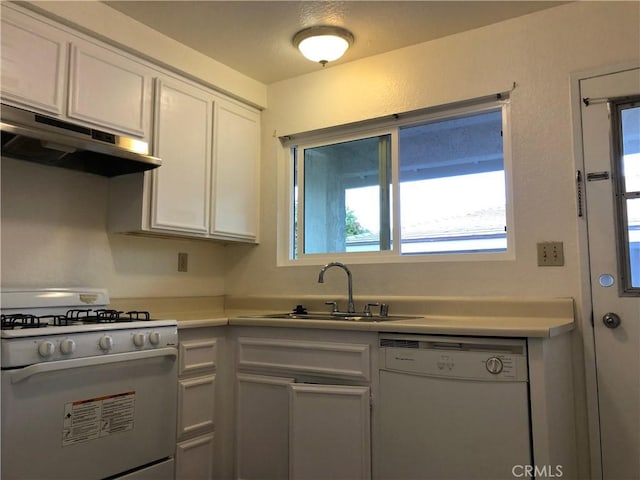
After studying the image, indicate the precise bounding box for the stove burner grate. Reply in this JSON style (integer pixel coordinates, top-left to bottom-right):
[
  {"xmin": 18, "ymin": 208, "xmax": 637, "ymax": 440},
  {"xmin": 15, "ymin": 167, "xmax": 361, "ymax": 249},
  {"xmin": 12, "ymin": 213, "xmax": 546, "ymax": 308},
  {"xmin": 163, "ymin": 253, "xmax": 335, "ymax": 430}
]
[
  {"xmin": 1, "ymin": 309, "xmax": 153, "ymax": 329},
  {"xmin": 1, "ymin": 314, "xmax": 47, "ymax": 330}
]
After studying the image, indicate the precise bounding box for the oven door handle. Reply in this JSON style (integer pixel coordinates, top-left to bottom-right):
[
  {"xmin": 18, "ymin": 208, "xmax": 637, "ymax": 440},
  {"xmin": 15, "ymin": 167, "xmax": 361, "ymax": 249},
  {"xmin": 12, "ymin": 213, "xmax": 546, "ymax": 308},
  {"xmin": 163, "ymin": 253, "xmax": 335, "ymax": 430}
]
[{"xmin": 10, "ymin": 348, "xmax": 177, "ymax": 384}]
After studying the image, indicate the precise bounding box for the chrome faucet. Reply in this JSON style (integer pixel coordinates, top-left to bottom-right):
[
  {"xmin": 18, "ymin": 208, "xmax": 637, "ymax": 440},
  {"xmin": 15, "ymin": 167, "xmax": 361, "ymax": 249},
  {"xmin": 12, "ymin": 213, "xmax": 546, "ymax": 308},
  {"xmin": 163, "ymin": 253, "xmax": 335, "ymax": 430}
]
[{"xmin": 317, "ymin": 262, "xmax": 355, "ymax": 313}]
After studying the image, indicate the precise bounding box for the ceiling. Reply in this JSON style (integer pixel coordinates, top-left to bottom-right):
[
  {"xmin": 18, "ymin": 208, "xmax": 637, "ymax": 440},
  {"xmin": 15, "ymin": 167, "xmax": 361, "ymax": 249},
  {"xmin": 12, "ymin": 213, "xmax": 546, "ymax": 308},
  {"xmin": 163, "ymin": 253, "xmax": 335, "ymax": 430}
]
[{"xmin": 104, "ymin": 1, "xmax": 566, "ymax": 84}]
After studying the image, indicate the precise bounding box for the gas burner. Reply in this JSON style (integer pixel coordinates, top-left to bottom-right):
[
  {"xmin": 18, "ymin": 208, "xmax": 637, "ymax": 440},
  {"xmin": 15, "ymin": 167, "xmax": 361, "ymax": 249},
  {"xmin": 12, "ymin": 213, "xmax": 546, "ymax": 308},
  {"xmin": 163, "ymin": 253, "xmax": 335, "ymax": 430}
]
[
  {"xmin": 127, "ymin": 311, "xmax": 151, "ymax": 321},
  {"xmin": 1, "ymin": 309, "xmax": 153, "ymax": 329},
  {"xmin": 52, "ymin": 309, "xmax": 152, "ymax": 326},
  {"xmin": 1, "ymin": 314, "xmax": 48, "ymax": 330}
]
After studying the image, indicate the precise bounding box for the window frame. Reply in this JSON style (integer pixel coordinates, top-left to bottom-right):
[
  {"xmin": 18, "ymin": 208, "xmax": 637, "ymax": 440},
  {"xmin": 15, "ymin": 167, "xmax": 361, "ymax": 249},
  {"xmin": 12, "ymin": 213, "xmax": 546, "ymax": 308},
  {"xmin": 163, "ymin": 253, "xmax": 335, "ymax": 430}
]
[
  {"xmin": 611, "ymin": 97, "xmax": 640, "ymax": 294},
  {"xmin": 277, "ymin": 97, "xmax": 515, "ymax": 266}
]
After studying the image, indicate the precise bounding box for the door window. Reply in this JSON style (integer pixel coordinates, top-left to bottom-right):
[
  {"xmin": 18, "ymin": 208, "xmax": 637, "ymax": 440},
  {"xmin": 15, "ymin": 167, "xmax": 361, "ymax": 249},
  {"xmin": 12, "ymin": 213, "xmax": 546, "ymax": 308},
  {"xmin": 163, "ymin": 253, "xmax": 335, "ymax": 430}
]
[{"xmin": 612, "ymin": 99, "xmax": 640, "ymax": 291}]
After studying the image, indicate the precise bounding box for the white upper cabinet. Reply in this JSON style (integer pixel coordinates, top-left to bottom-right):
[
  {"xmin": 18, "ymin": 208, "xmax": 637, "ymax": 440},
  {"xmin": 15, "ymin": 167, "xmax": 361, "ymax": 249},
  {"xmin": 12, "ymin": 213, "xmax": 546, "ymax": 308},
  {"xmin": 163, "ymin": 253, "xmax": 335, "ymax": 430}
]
[
  {"xmin": 212, "ymin": 98, "xmax": 260, "ymax": 241},
  {"xmin": 108, "ymin": 78, "xmax": 261, "ymax": 243},
  {"xmin": 1, "ymin": 3, "xmax": 260, "ymax": 244},
  {"xmin": 151, "ymin": 78, "xmax": 213, "ymax": 234},
  {"xmin": 0, "ymin": 4, "xmax": 153, "ymax": 143},
  {"xmin": 0, "ymin": 6, "xmax": 67, "ymax": 115},
  {"xmin": 68, "ymin": 41, "xmax": 153, "ymax": 140}
]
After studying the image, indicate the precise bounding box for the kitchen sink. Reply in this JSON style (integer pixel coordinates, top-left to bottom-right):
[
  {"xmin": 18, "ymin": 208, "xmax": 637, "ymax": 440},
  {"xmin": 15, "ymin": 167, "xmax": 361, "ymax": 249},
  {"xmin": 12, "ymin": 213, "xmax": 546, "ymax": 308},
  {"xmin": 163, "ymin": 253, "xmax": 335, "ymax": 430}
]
[{"xmin": 244, "ymin": 312, "xmax": 421, "ymax": 322}]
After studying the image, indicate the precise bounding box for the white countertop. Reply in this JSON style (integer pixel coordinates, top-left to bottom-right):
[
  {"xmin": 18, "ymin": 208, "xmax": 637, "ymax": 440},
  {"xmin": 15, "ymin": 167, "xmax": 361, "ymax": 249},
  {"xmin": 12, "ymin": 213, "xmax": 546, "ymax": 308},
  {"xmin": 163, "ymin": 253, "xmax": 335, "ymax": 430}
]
[
  {"xmin": 225, "ymin": 313, "xmax": 573, "ymax": 338},
  {"xmin": 176, "ymin": 311, "xmax": 574, "ymax": 338},
  {"xmin": 176, "ymin": 318, "xmax": 228, "ymax": 329},
  {"xmin": 112, "ymin": 294, "xmax": 575, "ymax": 338}
]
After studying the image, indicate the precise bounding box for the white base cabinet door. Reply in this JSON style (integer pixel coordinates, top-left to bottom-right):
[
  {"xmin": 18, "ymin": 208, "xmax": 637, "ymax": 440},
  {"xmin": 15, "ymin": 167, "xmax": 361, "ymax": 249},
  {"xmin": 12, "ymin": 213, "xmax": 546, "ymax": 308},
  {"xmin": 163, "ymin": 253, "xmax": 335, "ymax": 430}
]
[
  {"xmin": 289, "ymin": 384, "xmax": 371, "ymax": 480},
  {"xmin": 176, "ymin": 434, "xmax": 215, "ymax": 480},
  {"xmin": 236, "ymin": 374, "xmax": 294, "ymax": 480},
  {"xmin": 176, "ymin": 329, "xmax": 220, "ymax": 480},
  {"xmin": 177, "ymin": 374, "xmax": 216, "ymax": 439}
]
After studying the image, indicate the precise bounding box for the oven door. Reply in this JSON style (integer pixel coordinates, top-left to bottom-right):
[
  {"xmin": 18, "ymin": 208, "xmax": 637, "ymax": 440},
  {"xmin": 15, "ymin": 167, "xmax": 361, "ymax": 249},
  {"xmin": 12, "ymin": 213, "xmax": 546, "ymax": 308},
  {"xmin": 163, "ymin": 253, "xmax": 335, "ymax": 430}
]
[{"xmin": 1, "ymin": 348, "xmax": 177, "ymax": 480}]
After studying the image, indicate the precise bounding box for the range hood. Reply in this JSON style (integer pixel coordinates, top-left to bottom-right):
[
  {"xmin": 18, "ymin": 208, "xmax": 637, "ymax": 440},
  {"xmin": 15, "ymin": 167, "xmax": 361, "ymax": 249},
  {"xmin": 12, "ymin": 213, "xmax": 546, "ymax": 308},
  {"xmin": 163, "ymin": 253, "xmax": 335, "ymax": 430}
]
[{"xmin": 1, "ymin": 104, "xmax": 161, "ymax": 177}]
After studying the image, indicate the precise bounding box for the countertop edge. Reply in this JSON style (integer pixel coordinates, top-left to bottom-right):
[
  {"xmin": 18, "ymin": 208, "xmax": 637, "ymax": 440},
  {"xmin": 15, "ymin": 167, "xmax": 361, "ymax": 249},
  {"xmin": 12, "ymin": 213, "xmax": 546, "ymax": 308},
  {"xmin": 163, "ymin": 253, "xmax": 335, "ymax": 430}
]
[
  {"xmin": 227, "ymin": 315, "xmax": 575, "ymax": 338},
  {"xmin": 177, "ymin": 318, "xmax": 228, "ymax": 329}
]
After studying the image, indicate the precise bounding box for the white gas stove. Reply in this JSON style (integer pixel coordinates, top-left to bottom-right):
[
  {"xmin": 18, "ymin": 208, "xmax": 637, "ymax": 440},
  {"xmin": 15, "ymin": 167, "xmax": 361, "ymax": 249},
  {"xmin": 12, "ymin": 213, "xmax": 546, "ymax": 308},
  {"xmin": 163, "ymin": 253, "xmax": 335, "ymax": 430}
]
[
  {"xmin": 1, "ymin": 288, "xmax": 178, "ymax": 480},
  {"xmin": 1, "ymin": 288, "xmax": 177, "ymax": 367}
]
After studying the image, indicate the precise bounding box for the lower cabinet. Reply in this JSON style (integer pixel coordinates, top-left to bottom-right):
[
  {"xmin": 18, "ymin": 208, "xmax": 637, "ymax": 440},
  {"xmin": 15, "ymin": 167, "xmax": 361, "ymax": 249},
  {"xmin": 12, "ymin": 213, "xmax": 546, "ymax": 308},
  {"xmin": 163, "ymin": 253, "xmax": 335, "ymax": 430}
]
[
  {"xmin": 176, "ymin": 434, "xmax": 215, "ymax": 480},
  {"xmin": 236, "ymin": 374, "xmax": 292, "ymax": 480},
  {"xmin": 289, "ymin": 383, "xmax": 371, "ymax": 479},
  {"xmin": 234, "ymin": 330, "xmax": 375, "ymax": 480},
  {"xmin": 176, "ymin": 328, "xmax": 220, "ymax": 480}
]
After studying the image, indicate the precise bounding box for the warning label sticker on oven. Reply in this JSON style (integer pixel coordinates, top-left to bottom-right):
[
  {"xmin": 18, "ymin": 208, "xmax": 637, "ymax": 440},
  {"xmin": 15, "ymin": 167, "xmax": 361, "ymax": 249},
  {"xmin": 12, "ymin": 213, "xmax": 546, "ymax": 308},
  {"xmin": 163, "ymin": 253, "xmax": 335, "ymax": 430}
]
[{"xmin": 62, "ymin": 391, "xmax": 135, "ymax": 447}]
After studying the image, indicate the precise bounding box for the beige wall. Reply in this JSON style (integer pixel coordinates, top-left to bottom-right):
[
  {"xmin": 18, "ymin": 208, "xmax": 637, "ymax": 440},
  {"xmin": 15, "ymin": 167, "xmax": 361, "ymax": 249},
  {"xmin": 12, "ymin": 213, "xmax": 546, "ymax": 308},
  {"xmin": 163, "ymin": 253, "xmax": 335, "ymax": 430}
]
[
  {"xmin": 1, "ymin": 158, "xmax": 226, "ymax": 297},
  {"xmin": 1, "ymin": 3, "xmax": 638, "ymax": 476},
  {"xmin": 225, "ymin": 1, "xmax": 640, "ymax": 301},
  {"xmin": 221, "ymin": 5, "xmax": 638, "ymax": 477}
]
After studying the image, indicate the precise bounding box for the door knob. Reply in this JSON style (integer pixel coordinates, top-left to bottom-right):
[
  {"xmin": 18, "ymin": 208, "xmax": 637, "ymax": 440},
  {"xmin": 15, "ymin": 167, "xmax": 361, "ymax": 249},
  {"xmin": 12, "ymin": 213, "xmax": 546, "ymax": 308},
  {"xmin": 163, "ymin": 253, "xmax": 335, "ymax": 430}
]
[{"xmin": 602, "ymin": 312, "xmax": 622, "ymax": 329}]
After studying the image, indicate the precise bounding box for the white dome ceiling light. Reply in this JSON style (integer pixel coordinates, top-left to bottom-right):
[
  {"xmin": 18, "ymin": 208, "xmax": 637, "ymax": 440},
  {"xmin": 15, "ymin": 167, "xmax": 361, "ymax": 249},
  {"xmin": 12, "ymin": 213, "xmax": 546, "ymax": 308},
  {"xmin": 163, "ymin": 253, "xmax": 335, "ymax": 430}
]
[{"xmin": 293, "ymin": 26, "xmax": 354, "ymax": 66}]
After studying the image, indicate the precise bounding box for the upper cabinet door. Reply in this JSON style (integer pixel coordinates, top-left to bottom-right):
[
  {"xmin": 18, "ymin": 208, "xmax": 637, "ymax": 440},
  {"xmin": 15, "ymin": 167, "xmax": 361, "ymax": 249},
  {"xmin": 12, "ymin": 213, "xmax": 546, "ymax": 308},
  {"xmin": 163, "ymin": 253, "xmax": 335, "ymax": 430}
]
[
  {"xmin": 68, "ymin": 41, "xmax": 152, "ymax": 139},
  {"xmin": 0, "ymin": 6, "xmax": 67, "ymax": 115},
  {"xmin": 212, "ymin": 98, "xmax": 260, "ymax": 241},
  {"xmin": 151, "ymin": 78, "xmax": 213, "ymax": 234}
]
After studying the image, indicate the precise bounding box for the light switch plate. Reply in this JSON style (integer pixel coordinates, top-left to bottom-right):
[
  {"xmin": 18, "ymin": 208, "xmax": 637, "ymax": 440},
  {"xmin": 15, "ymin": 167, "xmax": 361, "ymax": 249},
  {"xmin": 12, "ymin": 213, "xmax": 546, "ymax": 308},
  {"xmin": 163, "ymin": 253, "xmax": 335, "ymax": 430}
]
[{"xmin": 537, "ymin": 242, "xmax": 564, "ymax": 266}]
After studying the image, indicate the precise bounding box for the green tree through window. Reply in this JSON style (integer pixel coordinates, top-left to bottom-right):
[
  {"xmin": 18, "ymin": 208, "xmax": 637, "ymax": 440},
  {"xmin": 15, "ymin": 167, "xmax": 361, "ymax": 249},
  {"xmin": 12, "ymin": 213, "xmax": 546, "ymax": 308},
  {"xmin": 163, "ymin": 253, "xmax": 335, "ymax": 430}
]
[{"xmin": 346, "ymin": 207, "xmax": 370, "ymax": 236}]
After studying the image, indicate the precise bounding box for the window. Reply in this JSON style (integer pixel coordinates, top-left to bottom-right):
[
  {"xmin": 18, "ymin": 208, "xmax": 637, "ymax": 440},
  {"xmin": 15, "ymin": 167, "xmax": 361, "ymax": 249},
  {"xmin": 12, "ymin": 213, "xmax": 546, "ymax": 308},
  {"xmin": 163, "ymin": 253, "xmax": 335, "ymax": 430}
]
[
  {"xmin": 282, "ymin": 98, "xmax": 512, "ymax": 264},
  {"xmin": 612, "ymin": 98, "xmax": 640, "ymax": 292},
  {"xmin": 299, "ymin": 134, "xmax": 391, "ymax": 254}
]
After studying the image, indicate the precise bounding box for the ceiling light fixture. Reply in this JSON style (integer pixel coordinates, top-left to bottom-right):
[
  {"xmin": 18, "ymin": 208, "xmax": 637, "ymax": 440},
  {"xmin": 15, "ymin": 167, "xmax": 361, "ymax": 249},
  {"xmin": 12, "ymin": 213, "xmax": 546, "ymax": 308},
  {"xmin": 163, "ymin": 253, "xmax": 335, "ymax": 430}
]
[{"xmin": 293, "ymin": 26, "xmax": 354, "ymax": 66}]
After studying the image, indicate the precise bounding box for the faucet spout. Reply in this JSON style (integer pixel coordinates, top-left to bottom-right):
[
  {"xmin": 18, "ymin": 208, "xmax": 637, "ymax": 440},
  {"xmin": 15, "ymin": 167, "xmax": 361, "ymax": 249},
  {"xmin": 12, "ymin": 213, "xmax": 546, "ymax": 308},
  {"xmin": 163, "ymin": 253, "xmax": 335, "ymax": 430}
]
[{"xmin": 318, "ymin": 262, "xmax": 355, "ymax": 313}]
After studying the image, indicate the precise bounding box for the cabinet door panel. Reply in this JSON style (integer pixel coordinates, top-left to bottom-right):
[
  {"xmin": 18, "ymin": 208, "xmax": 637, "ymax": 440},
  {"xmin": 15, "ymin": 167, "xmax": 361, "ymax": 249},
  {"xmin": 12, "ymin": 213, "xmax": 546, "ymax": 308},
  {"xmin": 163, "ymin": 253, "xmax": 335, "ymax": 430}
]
[
  {"xmin": 289, "ymin": 384, "xmax": 371, "ymax": 480},
  {"xmin": 179, "ymin": 338, "xmax": 217, "ymax": 376},
  {"xmin": 68, "ymin": 42, "xmax": 151, "ymax": 138},
  {"xmin": 236, "ymin": 374, "xmax": 294, "ymax": 480},
  {"xmin": 237, "ymin": 337, "xmax": 371, "ymax": 381},
  {"xmin": 176, "ymin": 433, "xmax": 215, "ymax": 480},
  {"xmin": 212, "ymin": 99, "xmax": 260, "ymax": 240},
  {"xmin": 177, "ymin": 374, "xmax": 215, "ymax": 438},
  {"xmin": 152, "ymin": 79, "xmax": 212, "ymax": 233},
  {"xmin": 0, "ymin": 7, "xmax": 67, "ymax": 115}
]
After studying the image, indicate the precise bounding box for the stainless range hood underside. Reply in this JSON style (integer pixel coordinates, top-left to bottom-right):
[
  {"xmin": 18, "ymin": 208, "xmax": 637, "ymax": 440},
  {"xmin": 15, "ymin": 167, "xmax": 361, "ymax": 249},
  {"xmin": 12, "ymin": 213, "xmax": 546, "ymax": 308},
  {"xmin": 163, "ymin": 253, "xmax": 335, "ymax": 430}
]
[{"xmin": 1, "ymin": 104, "xmax": 161, "ymax": 177}]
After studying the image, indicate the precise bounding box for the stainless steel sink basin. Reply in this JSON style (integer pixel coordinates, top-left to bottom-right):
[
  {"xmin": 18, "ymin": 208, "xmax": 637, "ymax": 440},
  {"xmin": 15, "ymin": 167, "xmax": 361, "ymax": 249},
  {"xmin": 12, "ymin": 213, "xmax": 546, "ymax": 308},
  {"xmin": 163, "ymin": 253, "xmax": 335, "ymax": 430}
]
[{"xmin": 244, "ymin": 312, "xmax": 421, "ymax": 322}]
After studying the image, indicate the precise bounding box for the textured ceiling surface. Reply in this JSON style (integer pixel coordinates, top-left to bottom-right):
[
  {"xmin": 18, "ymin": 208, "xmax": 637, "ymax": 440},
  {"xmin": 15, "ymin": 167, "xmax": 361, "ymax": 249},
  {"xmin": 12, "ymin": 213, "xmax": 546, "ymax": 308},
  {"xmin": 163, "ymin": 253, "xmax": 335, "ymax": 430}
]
[{"xmin": 104, "ymin": 1, "xmax": 566, "ymax": 84}]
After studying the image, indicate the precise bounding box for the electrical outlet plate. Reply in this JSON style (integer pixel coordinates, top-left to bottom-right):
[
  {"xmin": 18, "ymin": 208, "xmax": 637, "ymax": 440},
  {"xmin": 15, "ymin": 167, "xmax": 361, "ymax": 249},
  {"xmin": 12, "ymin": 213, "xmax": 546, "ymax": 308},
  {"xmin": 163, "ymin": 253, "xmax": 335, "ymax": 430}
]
[
  {"xmin": 178, "ymin": 252, "xmax": 188, "ymax": 272},
  {"xmin": 537, "ymin": 242, "xmax": 564, "ymax": 266}
]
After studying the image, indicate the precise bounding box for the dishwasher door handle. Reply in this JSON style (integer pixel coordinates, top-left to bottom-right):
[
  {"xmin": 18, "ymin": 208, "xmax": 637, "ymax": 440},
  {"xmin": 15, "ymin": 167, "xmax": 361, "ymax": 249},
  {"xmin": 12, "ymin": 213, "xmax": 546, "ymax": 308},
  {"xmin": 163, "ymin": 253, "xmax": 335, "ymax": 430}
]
[{"xmin": 10, "ymin": 348, "xmax": 177, "ymax": 383}]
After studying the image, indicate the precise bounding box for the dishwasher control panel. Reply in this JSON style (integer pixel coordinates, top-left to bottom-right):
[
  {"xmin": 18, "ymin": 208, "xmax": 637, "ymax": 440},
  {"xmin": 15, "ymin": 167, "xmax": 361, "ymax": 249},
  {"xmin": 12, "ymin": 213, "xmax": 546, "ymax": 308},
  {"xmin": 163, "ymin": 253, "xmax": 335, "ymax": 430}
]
[{"xmin": 379, "ymin": 334, "xmax": 528, "ymax": 381}]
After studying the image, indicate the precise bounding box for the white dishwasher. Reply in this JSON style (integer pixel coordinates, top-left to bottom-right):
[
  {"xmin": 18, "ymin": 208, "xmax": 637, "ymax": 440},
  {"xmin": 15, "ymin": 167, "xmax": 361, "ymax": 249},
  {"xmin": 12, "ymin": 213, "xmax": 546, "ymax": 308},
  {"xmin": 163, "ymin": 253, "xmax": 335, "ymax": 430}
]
[{"xmin": 376, "ymin": 334, "xmax": 531, "ymax": 480}]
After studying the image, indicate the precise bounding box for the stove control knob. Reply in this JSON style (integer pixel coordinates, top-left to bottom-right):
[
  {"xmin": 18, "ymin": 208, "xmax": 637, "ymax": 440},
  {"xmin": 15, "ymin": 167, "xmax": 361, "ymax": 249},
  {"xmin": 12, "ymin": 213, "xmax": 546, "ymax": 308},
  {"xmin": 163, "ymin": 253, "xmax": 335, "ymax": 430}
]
[
  {"xmin": 98, "ymin": 335, "xmax": 114, "ymax": 352},
  {"xmin": 37, "ymin": 341, "xmax": 55, "ymax": 358},
  {"xmin": 486, "ymin": 356, "xmax": 504, "ymax": 375},
  {"xmin": 148, "ymin": 332, "xmax": 161, "ymax": 346},
  {"xmin": 132, "ymin": 333, "xmax": 145, "ymax": 347},
  {"xmin": 60, "ymin": 339, "xmax": 77, "ymax": 355}
]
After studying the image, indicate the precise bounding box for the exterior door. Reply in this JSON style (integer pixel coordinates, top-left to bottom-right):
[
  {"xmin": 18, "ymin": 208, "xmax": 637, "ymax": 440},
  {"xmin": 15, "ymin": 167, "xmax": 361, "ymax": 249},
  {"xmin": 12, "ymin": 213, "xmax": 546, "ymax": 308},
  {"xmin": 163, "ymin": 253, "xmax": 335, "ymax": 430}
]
[{"xmin": 581, "ymin": 66, "xmax": 640, "ymax": 479}]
